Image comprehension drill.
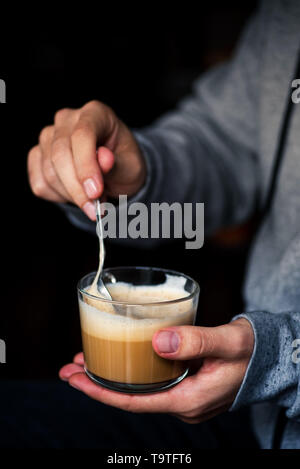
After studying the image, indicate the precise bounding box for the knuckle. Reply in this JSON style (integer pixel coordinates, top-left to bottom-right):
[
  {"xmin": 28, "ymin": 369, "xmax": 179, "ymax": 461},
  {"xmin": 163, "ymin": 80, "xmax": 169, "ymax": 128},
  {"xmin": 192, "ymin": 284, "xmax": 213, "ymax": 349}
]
[
  {"xmin": 27, "ymin": 148, "xmax": 42, "ymax": 182},
  {"xmin": 82, "ymin": 100, "xmax": 101, "ymax": 112},
  {"xmin": 195, "ymin": 330, "xmax": 215, "ymax": 357},
  {"xmin": 39, "ymin": 126, "xmax": 53, "ymax": 145},
  {"xmin": 31, "ymin": 179, "xmax": 47, "ymax": 197},
  {"xmin": 27, "ymin": 146, "xmax": 39, "ymax": 169},
  {"xmin": 43, "ymin": 161, "xmax": 57, "ymax": 186},
  {"xmin": 72, "ymin": 123, "xmax": 94, "ymax": 141},
  {"xmin": 54, "ymin": 108, "xmax": 71, "ymax": 125},
  {"xmin": 179, "ymin": 327, "xmax": 207, "ymax": 358},
  {"xmin": 195, "ymin": 334, "xmax": 205, "ymax": 357}
]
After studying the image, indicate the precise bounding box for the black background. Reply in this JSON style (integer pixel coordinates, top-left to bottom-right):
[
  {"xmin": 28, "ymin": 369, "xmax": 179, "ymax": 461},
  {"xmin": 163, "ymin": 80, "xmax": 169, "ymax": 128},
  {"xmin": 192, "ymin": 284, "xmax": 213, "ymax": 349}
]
[{"xmin": 0, "ymin": 2, "xmax": 257, "ymax": 380}]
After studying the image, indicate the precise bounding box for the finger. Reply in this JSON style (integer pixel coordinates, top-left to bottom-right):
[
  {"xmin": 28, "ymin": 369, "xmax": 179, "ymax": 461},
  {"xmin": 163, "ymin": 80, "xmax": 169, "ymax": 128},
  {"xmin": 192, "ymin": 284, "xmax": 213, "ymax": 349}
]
[
  {"xmin": 59, "ymin": 363, "xmax": 84, "ymax": 381},
  {"xmin": 67, "ymin": 372, "xmax": 189, "ymax": 413},
  {"xmin": 42, "ymin": 154, "xmax": 71, "ymax": 201},
  {"xmin": 71, "ymin": 121, "xmax": 103, "ymax": 199},
  {"xmin": 39, "ymin": 125, "xmax": 54, "ymax": 156},
  {"xmin": 97, "ymin": 146, "xmax": 115, "ymax": 174},
  {"xmin": 27, "ymin": 146, "xmax": 67, "ymax": 203},
  {"xmin": 39, "ymin": 126, "xmax": 71, "ymax": 200},
  {"xmin": 51, "ymin": 132, "xmax": 96, "ymax": 220},
  {"xmin": 54, "ymin": 108, "xmax": 77, "ymax": 128},
  {"xmin": 71, "ymin": 102, "xmax": 113, "ymax": 199},
  {"xmin": 152, "ymin": 320, "xmax": 254, "ymax": 361},
  {"xmin": 73, "ymin": 352, "xmax": 84, "ymax": 365}
]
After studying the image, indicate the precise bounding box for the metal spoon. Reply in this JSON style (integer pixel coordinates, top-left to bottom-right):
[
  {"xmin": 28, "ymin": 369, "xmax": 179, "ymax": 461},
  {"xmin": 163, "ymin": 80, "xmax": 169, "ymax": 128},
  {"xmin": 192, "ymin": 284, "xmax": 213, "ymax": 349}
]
[
  {"xmin": 89, "ymin": 199, "xmax": 112, "ymax": 300},
  {"xmin": 90, "ymin": 200, "xmax": 140, "ymax": 319}
]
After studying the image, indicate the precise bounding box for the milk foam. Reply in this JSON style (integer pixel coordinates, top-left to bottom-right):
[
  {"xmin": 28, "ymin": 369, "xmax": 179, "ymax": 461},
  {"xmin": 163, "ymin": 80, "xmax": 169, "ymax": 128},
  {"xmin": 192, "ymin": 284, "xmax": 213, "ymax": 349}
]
[{"xmin": 79, "ymin": 280, "xmax": 195, "ymax": 341}]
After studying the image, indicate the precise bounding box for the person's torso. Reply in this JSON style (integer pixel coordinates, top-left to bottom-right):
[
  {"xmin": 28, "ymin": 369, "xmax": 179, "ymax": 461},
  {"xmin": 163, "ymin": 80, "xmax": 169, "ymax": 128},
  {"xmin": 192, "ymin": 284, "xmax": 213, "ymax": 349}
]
[
  {"xmin": 244, "ymin": 0, "xmax": 300, "ymax": 315},
  {"xmin": 243, "ymin": 0, "xmax": 300, "ymax": 449}
]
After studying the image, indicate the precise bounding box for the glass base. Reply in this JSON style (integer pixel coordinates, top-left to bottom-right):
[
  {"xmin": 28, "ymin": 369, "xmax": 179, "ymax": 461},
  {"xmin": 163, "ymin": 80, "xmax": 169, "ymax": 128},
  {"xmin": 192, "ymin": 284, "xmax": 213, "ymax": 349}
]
[{"xmin": 84, "ymin": 367, "xmax": 188, "ymax": 393}]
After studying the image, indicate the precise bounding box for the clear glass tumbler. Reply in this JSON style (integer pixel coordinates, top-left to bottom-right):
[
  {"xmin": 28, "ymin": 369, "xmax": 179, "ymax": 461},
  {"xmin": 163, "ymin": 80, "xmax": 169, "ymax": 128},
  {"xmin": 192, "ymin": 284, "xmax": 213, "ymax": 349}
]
[{"xmin": 77, "ymin": 266, "xmax": 199, "ymax": 393}]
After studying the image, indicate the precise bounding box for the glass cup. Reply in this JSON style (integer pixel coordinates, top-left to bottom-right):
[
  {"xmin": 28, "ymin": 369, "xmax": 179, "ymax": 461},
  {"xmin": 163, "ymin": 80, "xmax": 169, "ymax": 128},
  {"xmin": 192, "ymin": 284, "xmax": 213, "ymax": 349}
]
[{"xmin": 77, "ymin": 266, "xmax": 199, "ymax": 393}]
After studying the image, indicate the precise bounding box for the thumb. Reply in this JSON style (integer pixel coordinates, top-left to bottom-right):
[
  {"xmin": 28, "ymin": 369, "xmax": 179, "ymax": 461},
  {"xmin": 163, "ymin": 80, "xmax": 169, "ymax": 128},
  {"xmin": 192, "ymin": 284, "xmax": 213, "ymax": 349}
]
[
  {"xmin": 152, "ymin": 320, "xmax": 253, "ymax": 361},
  {"xmin": 97, "ymin": 146, "xmax": 115, "ymax": 174}
]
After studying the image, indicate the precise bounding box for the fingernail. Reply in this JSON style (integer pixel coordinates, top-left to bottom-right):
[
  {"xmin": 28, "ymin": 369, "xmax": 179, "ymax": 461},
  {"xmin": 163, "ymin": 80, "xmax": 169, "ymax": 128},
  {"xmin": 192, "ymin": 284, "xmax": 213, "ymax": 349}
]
[
  {"xmin": 83, "ymin": 177, "xmax": 99, "ymax": 198},
  {"xmin": 155, "ymin": 331, "xmax": 180, "ymax": 353},
  {"xmin": 83, "ymin": 201, "xmax": 96, "ymax": 220}
]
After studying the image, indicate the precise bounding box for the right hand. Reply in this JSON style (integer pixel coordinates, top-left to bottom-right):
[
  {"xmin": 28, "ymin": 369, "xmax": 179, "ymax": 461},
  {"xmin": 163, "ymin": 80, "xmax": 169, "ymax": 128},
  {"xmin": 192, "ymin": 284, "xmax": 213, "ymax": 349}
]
[{"xmin": 27, "ymin": 100, "xmax": 146, "ymax": 220}]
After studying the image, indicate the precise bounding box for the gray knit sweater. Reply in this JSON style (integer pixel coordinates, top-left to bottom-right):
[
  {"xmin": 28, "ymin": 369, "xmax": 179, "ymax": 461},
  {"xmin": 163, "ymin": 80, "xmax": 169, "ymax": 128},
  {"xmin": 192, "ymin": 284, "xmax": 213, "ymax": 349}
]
[{"xmin": 63, "ymin": 0, "xmax": 300, "ymax": 449}]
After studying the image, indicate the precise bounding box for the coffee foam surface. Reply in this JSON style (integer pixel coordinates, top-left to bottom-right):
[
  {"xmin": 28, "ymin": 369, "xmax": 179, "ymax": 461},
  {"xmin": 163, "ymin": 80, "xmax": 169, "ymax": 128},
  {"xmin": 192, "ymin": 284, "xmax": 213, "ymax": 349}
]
[{"xmin": 79, "ymin": 278, "xmax": 195, "ymax": 341}]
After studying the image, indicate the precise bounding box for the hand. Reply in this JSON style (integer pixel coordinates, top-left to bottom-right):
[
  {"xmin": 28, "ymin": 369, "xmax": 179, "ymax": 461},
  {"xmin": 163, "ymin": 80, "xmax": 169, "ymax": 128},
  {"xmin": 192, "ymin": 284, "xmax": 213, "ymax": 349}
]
[
  {"xmin": 59, "ymin": 319, "xmax": 254, "ymax": 423},
  {"xmin": 27, "ymin": 100, "xmax": 146, "ymax": 220}
]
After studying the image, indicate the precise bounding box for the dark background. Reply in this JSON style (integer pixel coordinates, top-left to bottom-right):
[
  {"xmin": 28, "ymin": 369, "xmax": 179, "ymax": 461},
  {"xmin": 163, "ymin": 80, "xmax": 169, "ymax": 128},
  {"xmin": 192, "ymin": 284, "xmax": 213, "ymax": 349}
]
[{"xmin": 1, "ymin": 2, "xmax": 257, "ymax": 380}]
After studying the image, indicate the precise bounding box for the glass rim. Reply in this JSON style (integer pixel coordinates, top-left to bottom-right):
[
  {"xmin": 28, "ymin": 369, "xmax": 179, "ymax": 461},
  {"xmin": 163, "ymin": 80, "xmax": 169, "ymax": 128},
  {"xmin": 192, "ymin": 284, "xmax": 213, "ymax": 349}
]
[{"xmin": 77, "ymin": 266, "xmax": 200, "ymax": 306}]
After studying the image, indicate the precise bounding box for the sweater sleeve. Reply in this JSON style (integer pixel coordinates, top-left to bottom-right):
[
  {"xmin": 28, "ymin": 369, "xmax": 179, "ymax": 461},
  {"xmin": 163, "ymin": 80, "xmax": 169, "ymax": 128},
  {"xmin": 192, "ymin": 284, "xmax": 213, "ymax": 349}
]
[
  {"xmin": 230, "ymin": 311, "xmax": 300, "ymax": 422},
  {"xmin": 60, "ymin": 3, "xmax": 267, "ymax": 235},
  {"xmin": 124, "ymin": 3, "xmax": 268, "ymax": 235}
]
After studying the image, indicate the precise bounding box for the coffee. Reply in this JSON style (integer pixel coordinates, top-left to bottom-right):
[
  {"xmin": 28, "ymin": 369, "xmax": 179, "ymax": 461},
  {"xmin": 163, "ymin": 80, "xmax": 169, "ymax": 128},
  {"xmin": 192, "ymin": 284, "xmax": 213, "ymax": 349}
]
[{"xmin": 79, "ymin": 282, "xmax": 195, "ymax": 385}]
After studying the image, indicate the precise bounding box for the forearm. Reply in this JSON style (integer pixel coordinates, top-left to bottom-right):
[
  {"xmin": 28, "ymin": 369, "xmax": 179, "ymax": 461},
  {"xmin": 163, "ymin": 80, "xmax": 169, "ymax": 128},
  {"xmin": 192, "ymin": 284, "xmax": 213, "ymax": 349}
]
[
  {"xmin": 131, "ymin": 5, "xmax": 267, "ymax": 234},
  {"xmin": 134, "ymin": 106, "xmax": 260, "ymax": 236},
  {"xmin": 61, "ymin": 4, "xmax": 267, "ymax": 235}
]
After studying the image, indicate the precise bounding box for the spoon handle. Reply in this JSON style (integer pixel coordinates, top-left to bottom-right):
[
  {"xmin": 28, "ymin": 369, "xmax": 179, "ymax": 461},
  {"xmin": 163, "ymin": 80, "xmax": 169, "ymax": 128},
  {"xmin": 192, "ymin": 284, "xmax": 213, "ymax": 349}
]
[{"xmin": 95, "ymin": 199, "xmax": 105, "ymax": 275}]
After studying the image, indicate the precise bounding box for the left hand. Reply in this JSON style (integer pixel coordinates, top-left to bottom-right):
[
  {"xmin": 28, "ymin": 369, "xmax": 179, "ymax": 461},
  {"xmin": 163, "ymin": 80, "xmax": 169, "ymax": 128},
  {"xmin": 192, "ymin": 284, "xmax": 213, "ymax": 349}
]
[{"xmin": 59, "ymin": 318, "xmax": 254, "ymax": 423}]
